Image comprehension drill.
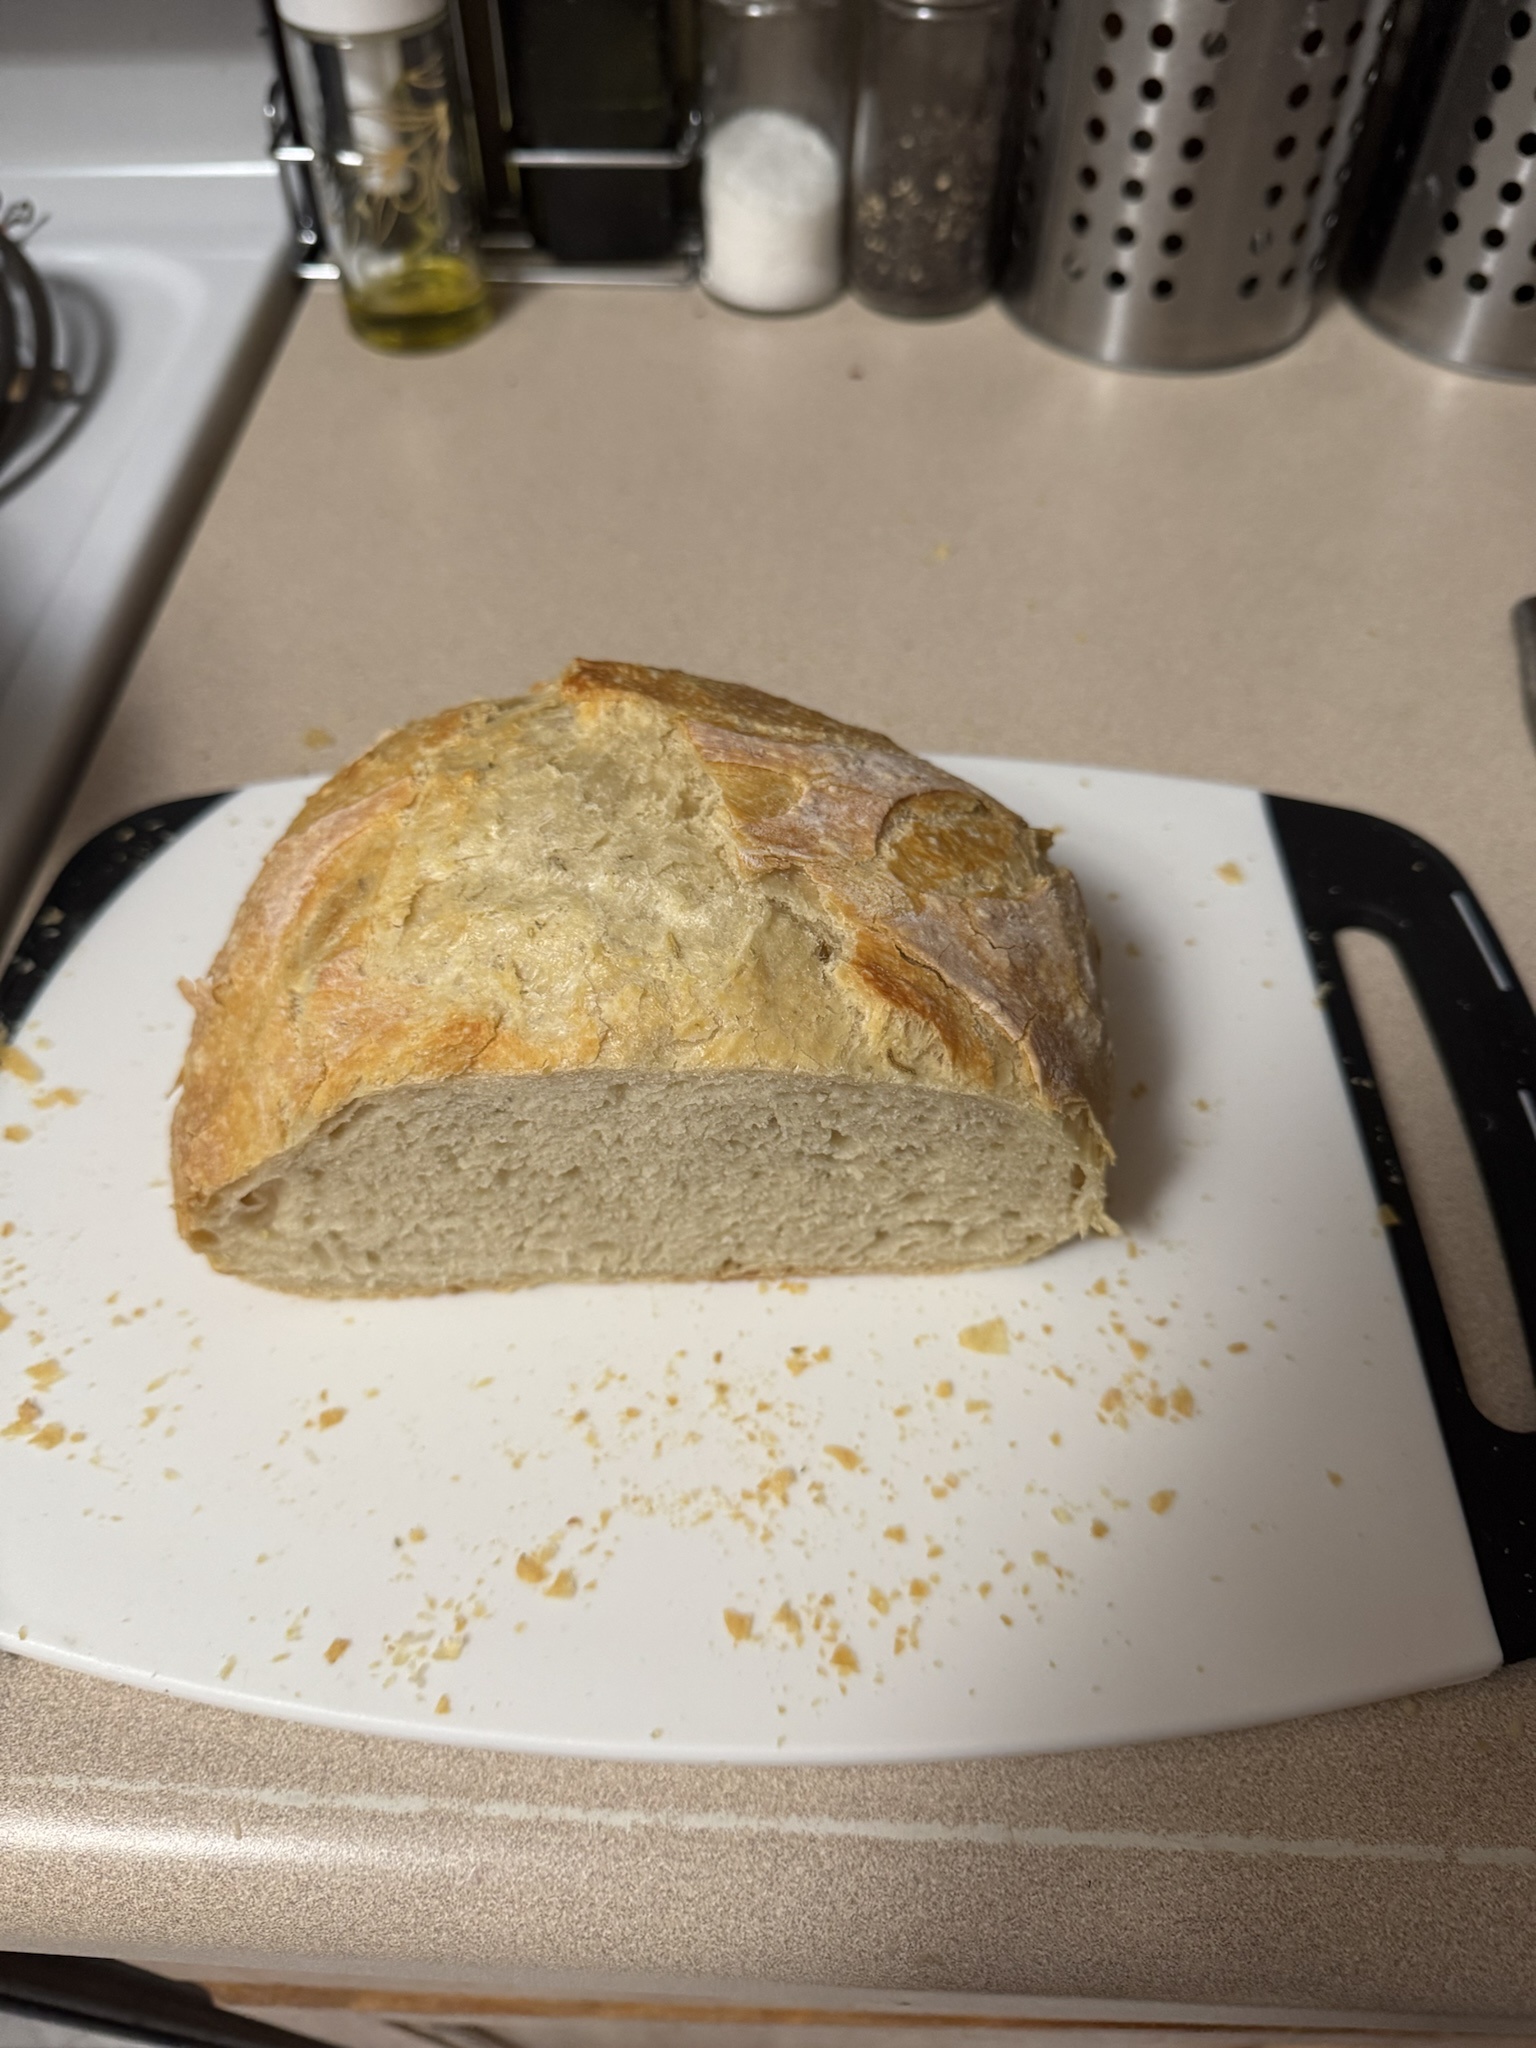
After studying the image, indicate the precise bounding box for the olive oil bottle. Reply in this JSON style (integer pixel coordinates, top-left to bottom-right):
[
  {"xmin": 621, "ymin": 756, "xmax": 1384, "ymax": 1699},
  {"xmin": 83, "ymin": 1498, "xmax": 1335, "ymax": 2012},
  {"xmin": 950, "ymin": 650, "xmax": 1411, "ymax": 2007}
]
[{"xmin": 278, "ymin": 0, "xmax": 493, "ymax": 352}]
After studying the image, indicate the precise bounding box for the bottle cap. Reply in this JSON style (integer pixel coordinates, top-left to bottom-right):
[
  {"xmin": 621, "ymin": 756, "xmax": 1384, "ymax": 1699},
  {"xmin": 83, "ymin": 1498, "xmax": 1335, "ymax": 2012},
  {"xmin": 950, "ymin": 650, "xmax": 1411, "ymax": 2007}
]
[{"xmin": 276, "ymin": 0, "xmax": 443, "ymax": 35}]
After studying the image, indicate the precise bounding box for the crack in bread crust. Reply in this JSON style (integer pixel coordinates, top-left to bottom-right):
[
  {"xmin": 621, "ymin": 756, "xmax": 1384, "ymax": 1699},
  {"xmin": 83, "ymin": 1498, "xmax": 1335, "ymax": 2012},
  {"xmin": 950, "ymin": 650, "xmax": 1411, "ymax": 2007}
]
[{"xmin": 564, "ymin": 661, "xmax": 1113, "ymax": 1128}]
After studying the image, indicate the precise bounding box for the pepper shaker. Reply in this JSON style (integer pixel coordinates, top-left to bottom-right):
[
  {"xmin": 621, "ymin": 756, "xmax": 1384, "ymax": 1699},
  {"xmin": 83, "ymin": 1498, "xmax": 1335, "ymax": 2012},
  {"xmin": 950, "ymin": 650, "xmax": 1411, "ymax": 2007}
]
[
  {"xmin": 277, "ymin": 0, "xmax": 491, "ymax": 351},
  {"xmin": 851, "ymin": 0, "xmax": 1016, "ymax": 318},
  {"xmin": 700, "ymin": 0, "xmax": 853, "ymax": 313}
]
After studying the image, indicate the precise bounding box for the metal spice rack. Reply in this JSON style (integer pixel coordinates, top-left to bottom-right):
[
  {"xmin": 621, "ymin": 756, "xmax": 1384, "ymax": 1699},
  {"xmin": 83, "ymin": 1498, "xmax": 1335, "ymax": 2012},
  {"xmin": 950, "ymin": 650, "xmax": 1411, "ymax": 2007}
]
[{"xmin": 259, "ymin": 0, "xmax": 701, "ymax": 288}]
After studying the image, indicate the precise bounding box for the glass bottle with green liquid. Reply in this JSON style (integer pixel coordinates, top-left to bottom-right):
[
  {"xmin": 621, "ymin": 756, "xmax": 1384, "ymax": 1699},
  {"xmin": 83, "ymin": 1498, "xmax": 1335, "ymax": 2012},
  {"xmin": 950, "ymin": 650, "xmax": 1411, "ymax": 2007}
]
[{"xmin": 278, "ymin": 0, "xmax": 492, "ymax": 351}]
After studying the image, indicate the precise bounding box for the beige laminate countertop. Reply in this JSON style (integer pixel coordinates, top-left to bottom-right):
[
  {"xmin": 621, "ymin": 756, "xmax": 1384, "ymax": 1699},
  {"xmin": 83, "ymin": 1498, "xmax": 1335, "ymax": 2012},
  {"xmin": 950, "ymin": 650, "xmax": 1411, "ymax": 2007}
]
[{"xmin": 4, "ymin": 282, "xmax": 1536, "ymax": 2031}]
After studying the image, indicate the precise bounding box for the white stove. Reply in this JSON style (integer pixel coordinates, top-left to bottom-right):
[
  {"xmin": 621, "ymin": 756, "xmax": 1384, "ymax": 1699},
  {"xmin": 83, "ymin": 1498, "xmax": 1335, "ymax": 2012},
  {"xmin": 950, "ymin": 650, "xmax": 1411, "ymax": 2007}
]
[{"xmin": 0, "ymin": 1, "xmax": 295, "ymax": 951}]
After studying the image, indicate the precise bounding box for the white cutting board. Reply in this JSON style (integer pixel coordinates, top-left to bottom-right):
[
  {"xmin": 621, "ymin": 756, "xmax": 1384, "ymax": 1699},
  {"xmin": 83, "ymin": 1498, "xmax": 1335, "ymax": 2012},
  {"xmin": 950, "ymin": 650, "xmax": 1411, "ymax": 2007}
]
[{"xmin": 0, "ymin": 761, "xmax": 1500, "ymax": 1761}]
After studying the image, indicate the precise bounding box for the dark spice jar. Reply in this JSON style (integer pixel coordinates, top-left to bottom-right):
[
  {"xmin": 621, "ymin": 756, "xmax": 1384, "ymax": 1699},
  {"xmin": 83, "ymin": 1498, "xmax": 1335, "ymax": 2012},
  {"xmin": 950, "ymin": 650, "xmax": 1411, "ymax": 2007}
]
[
  {"xmin": 500, "ymin": 0, "xmax": 696, "ymax": 263},
  {"xmin": 850, "ymin": 0, "xmax": 1015, "ymax": 317}
]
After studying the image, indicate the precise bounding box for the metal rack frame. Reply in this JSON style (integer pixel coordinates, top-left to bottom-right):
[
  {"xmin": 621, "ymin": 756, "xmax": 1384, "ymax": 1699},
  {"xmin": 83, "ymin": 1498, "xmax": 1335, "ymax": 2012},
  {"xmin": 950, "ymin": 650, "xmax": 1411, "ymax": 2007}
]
[{"xmin": 258, "ymin": 0, "xmax": 700, "ymax": 288}]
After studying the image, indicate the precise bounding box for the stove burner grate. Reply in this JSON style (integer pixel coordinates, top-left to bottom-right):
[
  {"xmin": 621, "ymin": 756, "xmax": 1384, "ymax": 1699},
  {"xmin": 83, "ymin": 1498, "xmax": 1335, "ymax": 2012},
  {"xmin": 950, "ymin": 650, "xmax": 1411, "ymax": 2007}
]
[{"xmin": 0, "ymin": 197, "xmax": 92, "ymax": 503}]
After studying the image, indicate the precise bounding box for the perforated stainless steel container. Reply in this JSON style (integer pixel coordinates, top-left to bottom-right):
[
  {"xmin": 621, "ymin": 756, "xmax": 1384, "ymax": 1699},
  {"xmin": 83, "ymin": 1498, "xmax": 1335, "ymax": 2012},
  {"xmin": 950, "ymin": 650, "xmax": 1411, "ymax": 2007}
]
[
  {"xmin": 1002, "ymin": 0, "xmax": 1396, "ymax": 370},
  {"xmin": 1345, "ymin": 0, "xmax": 1536, "ymax": 378}
]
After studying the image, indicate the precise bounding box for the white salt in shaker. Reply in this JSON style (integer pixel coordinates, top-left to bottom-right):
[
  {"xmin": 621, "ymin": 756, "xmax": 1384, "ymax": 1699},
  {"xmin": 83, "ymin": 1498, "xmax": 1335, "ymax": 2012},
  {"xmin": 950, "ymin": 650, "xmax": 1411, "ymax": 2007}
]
[{"xmin": 701, "ymin": 0, "xmax": 853, "ymax": 314}]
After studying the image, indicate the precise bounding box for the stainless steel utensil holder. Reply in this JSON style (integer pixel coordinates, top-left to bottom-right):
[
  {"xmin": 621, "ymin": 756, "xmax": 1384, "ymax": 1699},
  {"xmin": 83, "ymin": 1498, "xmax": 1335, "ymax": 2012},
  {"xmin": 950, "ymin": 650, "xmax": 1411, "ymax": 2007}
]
[
  {"xmin": 1003, "ymin": 0, "xmax": 1396, "ymax": 370},
  {"xmin": 1345, "ymin": 0, "xmax": 1536, "ymax": 378}
]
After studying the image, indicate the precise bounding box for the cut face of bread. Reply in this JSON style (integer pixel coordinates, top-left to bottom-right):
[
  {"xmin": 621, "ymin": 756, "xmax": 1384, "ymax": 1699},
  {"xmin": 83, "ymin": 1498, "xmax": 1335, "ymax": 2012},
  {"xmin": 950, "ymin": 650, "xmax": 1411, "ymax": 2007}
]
[
  {"xmin": 173, "ymin": 662, "xmax": 1114, "ymax": 1296},
  {"xmin": 189, "ymin": 1071, "xmax": 1102, "ymax": 1297}
]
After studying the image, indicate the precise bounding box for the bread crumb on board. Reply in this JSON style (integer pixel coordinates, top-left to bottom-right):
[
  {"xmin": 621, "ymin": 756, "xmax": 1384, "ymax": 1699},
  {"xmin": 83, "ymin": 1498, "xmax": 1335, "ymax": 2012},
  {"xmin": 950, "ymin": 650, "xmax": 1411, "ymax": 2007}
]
[
  {"xmin": 3, "ymin": 1398, "xmax": 42, "ymax": 1439},
  {"xmin": 785, "ymin": 1344, "xmax": 830, "ymax": 1376},
  {"xmin": 957, "ymin": 1318, "xmax": 1010, "ymax": 1355}
]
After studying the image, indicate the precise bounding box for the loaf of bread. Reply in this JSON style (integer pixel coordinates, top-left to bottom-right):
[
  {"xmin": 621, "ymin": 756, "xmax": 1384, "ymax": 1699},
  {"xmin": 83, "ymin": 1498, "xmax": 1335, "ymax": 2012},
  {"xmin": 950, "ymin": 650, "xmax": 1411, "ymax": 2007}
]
[{"xmin": 172, "ymin": 662, "xmax": 1113, "ymax": 1295}]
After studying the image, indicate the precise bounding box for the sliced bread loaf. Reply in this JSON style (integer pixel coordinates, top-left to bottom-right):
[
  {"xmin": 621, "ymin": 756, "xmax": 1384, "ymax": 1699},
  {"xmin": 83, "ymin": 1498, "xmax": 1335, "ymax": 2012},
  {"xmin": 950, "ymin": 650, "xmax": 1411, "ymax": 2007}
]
[{"xmin": 172, "ymin": 662, "xmax": 1113, "ymax": 1294}]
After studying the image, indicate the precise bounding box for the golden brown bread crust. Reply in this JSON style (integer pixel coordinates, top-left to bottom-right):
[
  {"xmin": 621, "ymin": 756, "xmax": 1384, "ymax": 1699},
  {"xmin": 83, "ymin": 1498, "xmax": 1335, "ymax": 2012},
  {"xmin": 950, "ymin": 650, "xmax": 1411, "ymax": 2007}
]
[{"xmin": 172, "ymin": 662, "xmax": 1112, "ymax": 1239}]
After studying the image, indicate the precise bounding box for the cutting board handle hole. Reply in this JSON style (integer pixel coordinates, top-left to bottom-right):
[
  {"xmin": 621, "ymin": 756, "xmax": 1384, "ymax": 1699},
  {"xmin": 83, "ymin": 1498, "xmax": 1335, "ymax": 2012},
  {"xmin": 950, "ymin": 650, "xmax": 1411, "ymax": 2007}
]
[{"xmin": 1338, "ymin": 929, "xmax": 1536, "ymax": 1435}]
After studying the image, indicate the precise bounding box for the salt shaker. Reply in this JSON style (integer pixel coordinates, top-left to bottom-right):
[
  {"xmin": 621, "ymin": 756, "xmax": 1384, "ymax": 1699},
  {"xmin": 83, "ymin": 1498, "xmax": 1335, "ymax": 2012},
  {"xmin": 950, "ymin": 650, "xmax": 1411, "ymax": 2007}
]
[
  {"xmin": 277, "ymin": 0, "xmax": 491, "ymax": 351},
  {"xmin": 700, "ymin": 0, "xmax": 853, "ymax": 313},
  {"xmin": 851, "ymin": 0, "xmax": 1015, "ymax": 318}
]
